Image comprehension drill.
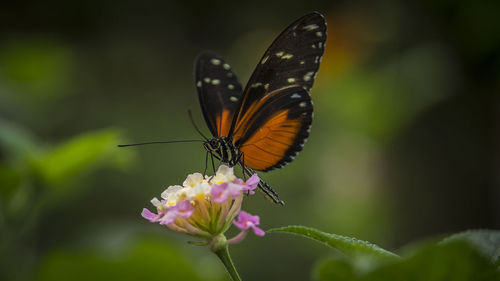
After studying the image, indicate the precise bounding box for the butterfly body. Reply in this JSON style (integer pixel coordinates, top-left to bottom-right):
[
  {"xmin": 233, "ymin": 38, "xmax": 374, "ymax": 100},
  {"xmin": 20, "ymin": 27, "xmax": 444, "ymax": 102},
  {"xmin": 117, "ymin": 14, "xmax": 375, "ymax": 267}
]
[
  {"xmin": 196, "ymin": 12, "xmax": 326, "ymax": 204},
  {"xmin": 203, "ymin": 137, "xmax": 241, "ymax": 167}
]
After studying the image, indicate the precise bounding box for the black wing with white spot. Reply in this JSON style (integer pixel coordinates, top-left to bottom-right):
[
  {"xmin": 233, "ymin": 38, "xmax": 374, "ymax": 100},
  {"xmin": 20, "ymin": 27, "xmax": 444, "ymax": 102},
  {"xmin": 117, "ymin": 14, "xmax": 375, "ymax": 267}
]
[
  {"xmin": 195, "ymin": 51, "xmax": 243, "ymax": 137},
  {"xmin": 229, "ymin": 12, "xmax": 326, "ymax": 136},
  {"xmin": 229, "ymin": 12, "xmax": 326, "ymax": 171}
]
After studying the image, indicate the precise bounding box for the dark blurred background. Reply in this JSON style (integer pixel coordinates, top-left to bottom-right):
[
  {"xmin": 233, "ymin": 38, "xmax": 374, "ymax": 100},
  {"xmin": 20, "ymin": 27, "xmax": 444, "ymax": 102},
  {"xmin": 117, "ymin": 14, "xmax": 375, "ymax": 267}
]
[{"xmin": 1, "ymin": 0, "xmax": 499, "ymax": 280}]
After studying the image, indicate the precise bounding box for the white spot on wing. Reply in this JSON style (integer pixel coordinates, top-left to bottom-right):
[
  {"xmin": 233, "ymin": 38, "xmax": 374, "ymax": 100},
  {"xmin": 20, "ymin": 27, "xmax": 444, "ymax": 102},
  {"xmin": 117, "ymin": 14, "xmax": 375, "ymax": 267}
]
[
  {"xmin": 287, "ymin": 78, "xmax": 296, "ymax": 83},
  {"xmin": 227, "ymin": 84, "xmax": 235, "ymax": 90},
  {"xmin": 211, "ymin": 79, "xmax": 220, "ymax": 85},
  {"xmin": 303, "ymin": 71, "xmax": 314, "ymax": 82},
  {"xmin": 261, "ymin": 55, "xmax": 269, "ymax": 64},
  {"xmin": 303, "ymin": 24, "xmax": 319, "ymax": 31},
  {"xmin": 230, "ymin": 96, "xmax": 238, "ymax": 102},
  {"xmin": 251, "ymin": 82, "xmax": 262, "ymax": 88},
  {"xmin": 223, "ymin": 63, "xmax": 230, "ymax": 70},
  {"xmin": 226, "ymin": 72, "xmax": 233, "ymax": 77},
  {"xmin": 264, "ymin": 83, "xmax": 269, "ymax": 90},
  {"xmin": 282, "ymin": 53, "xmax": 294, "ymax": 59},
  {"xmin": 196, "ymin": 81, "xmax": 202, "ymax": 87},
  {"xmin": 291, "ymin": 93, "xmax": 301, "ymax": 99},
  {"xmin": 311, "ymin": 44, "xmax": 316, "ymax": 49},
  {"xmin": 210, "ymin": 58, "xmax": 221, "ymax": 65},
  {"xmin": 299, "ymin": 101, "xmax": 307, "ymax": 107},
  {"xmin": 203, "ymin": 77, "xmax": 211, "ymax": 83},
  {"xmin": 300, "ymin": 60, "xmax": 305, "ymax": 65},
  {"xmin": 316, "ymin": 31, "xmax": 322, "ymax": 37},
  {"xmin": 276, "ymin": 51, "xmax": 284, "ymax": 57},
  {"xmin": 318, "ymin": 42, "xmax": 323, "ymax": 48}
]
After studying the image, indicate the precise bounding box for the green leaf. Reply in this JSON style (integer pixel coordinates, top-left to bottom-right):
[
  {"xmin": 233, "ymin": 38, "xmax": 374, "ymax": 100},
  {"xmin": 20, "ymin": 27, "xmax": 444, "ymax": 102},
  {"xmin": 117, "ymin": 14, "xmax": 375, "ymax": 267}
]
[
  {"xmin": 441, "ymin": 229, "xmax": 500, "ymax": 265},
  {"xmin": 0, "ymin": 165, "xmax": 21, "ymax": 199},
  {"xmin": 0, "ymin": 119, "xmax": 40, "ymax": 164},
  {"xmin": 34, "ymin": 129, "xmax": 134, "ymax": 186},
  {"xmin": 36, "ymin": 238, "xmax": 224, "ymax": 281},
  {"xmin": 313, "ymin": 256, "xmax": 357, "ymax": 281},
  {"xmin": 314, "ymin": 237, "xmax": 500, "ymax": 281},
  {"xmin": 268, "ymin": 225, "xmax": 399, "ymax": 261}
]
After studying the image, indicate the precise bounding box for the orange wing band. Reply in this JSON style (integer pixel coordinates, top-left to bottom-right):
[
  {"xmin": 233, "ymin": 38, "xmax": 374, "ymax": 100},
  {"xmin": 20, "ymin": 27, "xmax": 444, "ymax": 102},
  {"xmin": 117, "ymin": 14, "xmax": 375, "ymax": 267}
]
[
  {"xmin": 215, "ymin": 109, "xmax": 233, "ymax": 137},
  {"xmin": 239, "ymin": 110, "xmax": 301, "ymax": 170}
]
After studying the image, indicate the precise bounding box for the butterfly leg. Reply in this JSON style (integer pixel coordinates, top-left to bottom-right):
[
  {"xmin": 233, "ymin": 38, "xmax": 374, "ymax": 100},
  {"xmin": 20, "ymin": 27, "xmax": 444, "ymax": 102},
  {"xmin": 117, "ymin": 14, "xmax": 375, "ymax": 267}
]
[
  {"xmin": 210, "ymin": 153, "xmax": 216, "ymax": 174},
  {"xmin": 241, "ymin": 165, "xmax": 285, "ymax": 206},
  {"xmin": 203, "ymin": 151, "xmax": 209, "ymax": 176},
  {"xmin": 238, "ymin": 151, "xmax": 247, "ymax": 181}
]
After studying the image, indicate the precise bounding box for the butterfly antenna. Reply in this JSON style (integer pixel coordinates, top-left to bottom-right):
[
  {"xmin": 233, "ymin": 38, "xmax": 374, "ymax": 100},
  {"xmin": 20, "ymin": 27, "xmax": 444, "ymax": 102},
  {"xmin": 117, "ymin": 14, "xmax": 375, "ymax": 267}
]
[
  {"xmin": 188, "ymin": 109, "xmax": 208, "ymax": 140},
  {"xmin": 117, "ymin": 140, "xmax": 203, "ymax": 147}
]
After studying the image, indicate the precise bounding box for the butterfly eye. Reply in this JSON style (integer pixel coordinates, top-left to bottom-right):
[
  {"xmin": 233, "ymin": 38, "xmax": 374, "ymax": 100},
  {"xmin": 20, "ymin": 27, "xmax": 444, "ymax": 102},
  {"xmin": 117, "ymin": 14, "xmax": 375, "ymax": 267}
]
[{"xmin": 210, "ymin": 139, "xmax": 219, "ymax": 148}]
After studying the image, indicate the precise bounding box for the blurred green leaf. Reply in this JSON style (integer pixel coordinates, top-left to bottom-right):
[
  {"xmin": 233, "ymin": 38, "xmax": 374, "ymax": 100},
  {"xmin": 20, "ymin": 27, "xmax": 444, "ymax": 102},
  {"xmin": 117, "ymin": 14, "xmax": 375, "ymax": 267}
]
[
  {"xmin": 37, "ymin": 238, "xmax": 223, "ymax": 281},
  {"xmin": 0, "ymin": 165, "xmax": 21, "ymax": 199},
  {"xmin": 314, "ymin": 256, "xmax": 358, "ymax": 281},
  {"xmin": 0, "ymin": 119, "xmax": 40, "ymax": 164},
  {"xmin": 34, "ymin": 129, "xmax": 134, "ymax": 186},
  {"xmin": 441, "ymin": 230, "xmax": 500, "ymax": 265},
  {"xmin": 268, "ymin": 225, "xmax": 399, "ymax": 260},
  {"xmin": 314, "ymin": 240, "xmax": 500, "ymax": 281}
]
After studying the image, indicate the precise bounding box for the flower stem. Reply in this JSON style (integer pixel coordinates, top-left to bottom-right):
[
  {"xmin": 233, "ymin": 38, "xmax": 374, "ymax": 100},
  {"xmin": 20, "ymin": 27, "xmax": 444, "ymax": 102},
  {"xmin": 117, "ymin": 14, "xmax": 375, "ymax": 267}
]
[{"xmin": 209, "ymin": 235, "xmax": 242, "ymax": 281}]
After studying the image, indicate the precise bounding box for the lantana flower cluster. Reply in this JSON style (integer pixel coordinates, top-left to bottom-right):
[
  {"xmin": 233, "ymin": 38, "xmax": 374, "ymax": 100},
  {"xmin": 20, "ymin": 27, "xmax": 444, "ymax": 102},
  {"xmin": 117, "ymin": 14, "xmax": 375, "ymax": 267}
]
[{"xmin": 142, "ymin": 165, "xmax": 264, "ymax": 241}]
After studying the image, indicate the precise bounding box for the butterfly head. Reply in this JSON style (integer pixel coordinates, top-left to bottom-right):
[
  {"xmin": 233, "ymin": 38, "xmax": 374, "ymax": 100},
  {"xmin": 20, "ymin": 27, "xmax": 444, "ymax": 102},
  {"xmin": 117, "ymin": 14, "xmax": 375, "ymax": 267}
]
[{"xmin": 203, "ymin": 138, "xmax": 221, "ymax": 152}]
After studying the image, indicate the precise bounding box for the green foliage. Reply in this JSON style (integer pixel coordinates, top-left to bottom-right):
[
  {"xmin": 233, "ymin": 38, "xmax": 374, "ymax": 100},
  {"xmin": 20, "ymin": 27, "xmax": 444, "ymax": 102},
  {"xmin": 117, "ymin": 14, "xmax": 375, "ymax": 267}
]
[
  {"xmin": 33, "ymin": 129, "xmax": 133, "ymax": 186},
  {"xmin": 304, "ymin": 228, "xmax": 500, "ymax": 281},
  {"xmin": 37, "ymin": 238, "xmax": 224, "ymax": 281},
  {"xmin": 314, "ymin": 241, "xmax": 499, "ymax": 281},
  {"xmin": 268, "ymin": 226, "xmax": 500, "ymax": 281},
  {"xmin": 0, "ymin": 119, "xmax": 134, "ymax": 194},
  {"xmin": 0, "ymin": 119, "xmax": 40, "ymax": 164},
  {"xmin": 0, "ymin": 120, "xmax": 136, "ymax": 280},
  {"xmin": 268, "ymin": 225, "xmax": 400, "ymax": 261},
  {"xmin": 441, "ymin": 230, "xmax": 500, "ymax": 266}
]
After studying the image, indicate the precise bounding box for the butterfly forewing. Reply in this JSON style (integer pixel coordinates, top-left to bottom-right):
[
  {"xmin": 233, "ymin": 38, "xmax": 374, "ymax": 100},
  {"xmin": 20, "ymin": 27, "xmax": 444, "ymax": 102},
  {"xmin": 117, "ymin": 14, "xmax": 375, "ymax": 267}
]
[
  {"xmin": 195, "ymin": 52, "xmax": 244, "ymax": 137},
  {"xmin": 230, "ymin": 12, "xmax": 326, "ymax": 171}
]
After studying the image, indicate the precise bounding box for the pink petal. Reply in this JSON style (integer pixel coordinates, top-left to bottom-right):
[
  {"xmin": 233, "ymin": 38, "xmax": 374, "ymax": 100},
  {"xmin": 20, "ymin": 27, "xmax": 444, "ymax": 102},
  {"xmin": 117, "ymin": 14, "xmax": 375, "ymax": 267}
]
[
  {"xmin": 227, "ymin": 182, "xmax": 244, "ymax": 196},
  {"xmin": 141, "ymin": 208, "xmax": 159, "ymax": 222},
  {"xmin": 239, "ymin": 211, "xmax": 260, "ymax": 225},
  {"xmin": 233, "ymin": 219, "xmax": 247, "ymax": 230},
  {"xmin": 211, "ymin": 183, "xmax": 242, "ymax": 203},
  {"xmin": 244, "ymin": 174, "xmax": 260, "ymax": 191},
  {"xmin": 251, "ymin": 226, "xmax": 265, "ymax": 236},
  {"xmin": 211, "ymin": 183, "xmax": 230, "ymax": 203},
  {"xmin": 175, "ymin": 200, "xmax": 195, "ymax": 217},
  {"xmin": 159, "ymin": 200, "xmax": 194, "ymax": 225},
  {"xmin": 233, "ymin": 211, "xmax": 261, "ymax": 231},
  {"xmin": 160, "ymin": 211, "xmax": 178, "ymax": 225}
]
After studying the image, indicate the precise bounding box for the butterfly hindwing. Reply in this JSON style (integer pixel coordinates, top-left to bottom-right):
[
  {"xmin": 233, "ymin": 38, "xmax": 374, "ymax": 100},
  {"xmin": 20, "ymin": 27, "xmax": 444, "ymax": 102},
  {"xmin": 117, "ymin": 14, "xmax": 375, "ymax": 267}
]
[
  {"xmin": 230, "ymin": 12, "xmax": 326, "ymax": 171},
  {"xmin": 195, "ymin": 52, "xmax": 243, "ymax": 137},
  {"xmin": 236, "ymin": 86, "xmax": 313, "ymax": 171}
]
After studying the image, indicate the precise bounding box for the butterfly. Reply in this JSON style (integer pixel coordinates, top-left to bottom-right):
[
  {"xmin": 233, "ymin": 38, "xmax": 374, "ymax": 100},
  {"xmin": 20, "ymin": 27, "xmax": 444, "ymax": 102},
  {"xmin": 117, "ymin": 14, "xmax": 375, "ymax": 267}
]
[{"xmin": 195, "ymin": 12, "xmax": 326, "ymax": 205}]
